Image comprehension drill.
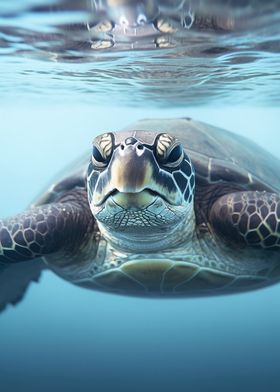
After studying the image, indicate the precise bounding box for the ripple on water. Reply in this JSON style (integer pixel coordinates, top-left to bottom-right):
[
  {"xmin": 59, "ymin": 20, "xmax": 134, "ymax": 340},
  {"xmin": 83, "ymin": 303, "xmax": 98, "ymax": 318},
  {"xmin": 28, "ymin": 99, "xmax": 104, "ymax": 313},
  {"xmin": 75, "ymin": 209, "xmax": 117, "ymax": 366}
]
[{"xmin": 0, "ymin": 0, "xmax": 280, "ymax": 107}]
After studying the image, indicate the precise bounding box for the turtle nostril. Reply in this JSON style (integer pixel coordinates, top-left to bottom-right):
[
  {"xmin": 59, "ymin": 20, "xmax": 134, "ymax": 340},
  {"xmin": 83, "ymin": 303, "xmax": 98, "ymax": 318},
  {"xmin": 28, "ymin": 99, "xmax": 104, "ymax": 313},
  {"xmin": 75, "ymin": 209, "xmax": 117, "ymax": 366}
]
[{"xmin": 120, "ymin": 144, "xmax": 125, "ymax": 150}]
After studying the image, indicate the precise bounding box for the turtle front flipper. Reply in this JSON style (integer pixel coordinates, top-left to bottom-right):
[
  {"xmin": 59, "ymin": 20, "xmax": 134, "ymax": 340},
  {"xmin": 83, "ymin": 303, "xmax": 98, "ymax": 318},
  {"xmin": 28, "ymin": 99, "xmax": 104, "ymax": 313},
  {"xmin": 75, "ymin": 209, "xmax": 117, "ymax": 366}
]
[
  {"xmin": 0, "ymin": 259, "xmax": 45, "ymax": 313},
  {"xmin": 209, "ymin": 191, "xmax": 280, "ymax": 249},
  {"xmin": 0, "ymin": 189, "xmax": 96, "ymax": 263},
  {"xmin": 0, "ymin": 189, "xmax": 96, "ymax": 311}
]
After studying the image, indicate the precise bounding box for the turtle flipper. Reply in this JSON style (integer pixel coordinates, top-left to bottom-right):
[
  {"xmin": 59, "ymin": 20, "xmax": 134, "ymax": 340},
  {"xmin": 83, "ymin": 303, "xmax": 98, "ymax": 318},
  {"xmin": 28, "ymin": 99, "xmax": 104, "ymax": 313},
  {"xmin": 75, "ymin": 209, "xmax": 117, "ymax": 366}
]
[
  {"xmin": 209, "ymin": 191, "xmax": 280, "ymax": 249},
  {"xmin": 0, "ymin": 189, "xmax": 96, "ymax": 263},
  {"xmin": 0, "ymin": 259, "xmax": 45, "ymax": 313}
]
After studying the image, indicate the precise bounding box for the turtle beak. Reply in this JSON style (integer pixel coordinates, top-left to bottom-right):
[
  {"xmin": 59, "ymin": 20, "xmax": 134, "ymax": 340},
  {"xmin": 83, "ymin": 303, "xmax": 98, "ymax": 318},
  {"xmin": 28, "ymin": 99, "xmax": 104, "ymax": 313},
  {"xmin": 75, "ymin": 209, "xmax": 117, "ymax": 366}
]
[
  {"xmin": 93, "ymin": 144, "xmax": 156, "ymax": 207},
  {"xmin": 109, "ymin": 190, "xmax": 157, "ymax": 209},
  {"xmin": 110, "ymin": 144, "xmax": 154, "ymax": 193}
]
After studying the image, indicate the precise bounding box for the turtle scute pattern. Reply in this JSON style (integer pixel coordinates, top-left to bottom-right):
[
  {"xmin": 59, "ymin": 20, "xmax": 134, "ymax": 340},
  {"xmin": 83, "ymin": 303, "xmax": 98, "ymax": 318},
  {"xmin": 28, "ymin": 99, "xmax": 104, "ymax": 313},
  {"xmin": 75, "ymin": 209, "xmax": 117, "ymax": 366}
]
[
  {"xmin": 210, "ymin": 191, "xmax": 280, "ymax": 249},
  {"xmin": 0, "ymin": 204, "xmax": 76, "ymax": 262},
  {"xmin": 0, "ymin": 189, "xmax": 95, "ymax": 263}
]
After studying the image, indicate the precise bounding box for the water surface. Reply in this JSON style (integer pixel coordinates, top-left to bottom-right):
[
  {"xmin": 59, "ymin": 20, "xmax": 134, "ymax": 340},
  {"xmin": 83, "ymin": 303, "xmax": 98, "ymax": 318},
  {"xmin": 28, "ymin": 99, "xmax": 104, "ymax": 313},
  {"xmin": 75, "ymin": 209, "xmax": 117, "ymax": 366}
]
[{"xmin": 1, "ymin": 0, "xmax": 280, "ymax": 106}]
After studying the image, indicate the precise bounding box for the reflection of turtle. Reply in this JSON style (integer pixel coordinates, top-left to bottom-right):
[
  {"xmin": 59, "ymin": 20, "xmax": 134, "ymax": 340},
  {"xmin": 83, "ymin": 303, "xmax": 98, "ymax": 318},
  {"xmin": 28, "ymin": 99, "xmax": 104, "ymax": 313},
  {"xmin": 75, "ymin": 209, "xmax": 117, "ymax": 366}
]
[{"xmin": 1, "ymin": 118, "xmax": 280, "ymax": 310}]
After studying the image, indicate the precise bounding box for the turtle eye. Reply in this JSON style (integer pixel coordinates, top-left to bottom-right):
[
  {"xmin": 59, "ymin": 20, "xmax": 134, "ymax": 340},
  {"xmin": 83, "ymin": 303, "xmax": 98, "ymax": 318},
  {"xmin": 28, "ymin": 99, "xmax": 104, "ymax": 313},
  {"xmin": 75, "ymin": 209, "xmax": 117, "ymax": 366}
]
[
  {"xmin": 156, "ymin": 133, "xmax": 184, "ymax": 168},
  {"xmin": 165, "ymin": 144, "xmax": 184, "ymax": 167},
  {"xmin": 92, "ymin": 145, "xmax": 108, "ymax": 168},
  {"xmin": 92, "ymin": 133, "xmax": 114, "ymax": 168}
]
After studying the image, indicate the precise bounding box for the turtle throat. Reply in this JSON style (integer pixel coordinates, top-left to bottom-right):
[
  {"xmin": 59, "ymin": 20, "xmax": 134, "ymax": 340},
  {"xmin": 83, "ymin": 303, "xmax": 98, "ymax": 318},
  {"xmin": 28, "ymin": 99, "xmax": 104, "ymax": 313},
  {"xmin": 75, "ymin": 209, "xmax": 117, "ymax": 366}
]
[{"xmin": 97, "ymin": 203, "xmax": 196, "ymax": 253}]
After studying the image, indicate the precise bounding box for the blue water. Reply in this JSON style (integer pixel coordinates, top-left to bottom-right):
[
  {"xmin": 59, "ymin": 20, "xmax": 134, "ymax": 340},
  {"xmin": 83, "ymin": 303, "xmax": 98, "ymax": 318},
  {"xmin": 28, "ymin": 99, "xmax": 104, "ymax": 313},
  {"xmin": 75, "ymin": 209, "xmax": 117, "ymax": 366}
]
[{"xmin": 1, "ymin": 2, "xmax": 280, "ymax": 392}]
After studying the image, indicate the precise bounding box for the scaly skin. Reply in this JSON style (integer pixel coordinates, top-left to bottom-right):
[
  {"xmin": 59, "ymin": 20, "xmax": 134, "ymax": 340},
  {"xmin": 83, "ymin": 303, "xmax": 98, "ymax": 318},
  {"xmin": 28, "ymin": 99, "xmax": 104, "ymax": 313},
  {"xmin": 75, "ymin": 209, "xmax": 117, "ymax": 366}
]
[
  {"xmin": 0, "ymin": 189, "xmax": 96, "ymax": 264},
  {"xmin": 210, "ymin": 191, "xmax": 280, "ymax": 249}
]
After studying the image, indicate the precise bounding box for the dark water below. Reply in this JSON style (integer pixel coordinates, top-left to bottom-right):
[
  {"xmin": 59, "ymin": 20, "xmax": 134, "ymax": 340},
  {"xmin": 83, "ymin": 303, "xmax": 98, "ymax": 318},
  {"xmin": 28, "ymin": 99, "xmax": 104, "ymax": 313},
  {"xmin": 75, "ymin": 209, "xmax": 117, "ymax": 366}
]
[{"xmin": 1, "ymin": 1, "xmax": 280, "ymax": 391}]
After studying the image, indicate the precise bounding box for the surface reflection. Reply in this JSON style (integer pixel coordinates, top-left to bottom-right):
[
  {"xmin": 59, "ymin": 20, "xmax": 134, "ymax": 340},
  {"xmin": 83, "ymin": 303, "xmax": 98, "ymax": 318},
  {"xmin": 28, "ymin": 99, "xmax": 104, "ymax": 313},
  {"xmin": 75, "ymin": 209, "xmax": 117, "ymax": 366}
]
[{"xmin": 0, "ymin": 1, "xmax": 279, "ymax": 105}]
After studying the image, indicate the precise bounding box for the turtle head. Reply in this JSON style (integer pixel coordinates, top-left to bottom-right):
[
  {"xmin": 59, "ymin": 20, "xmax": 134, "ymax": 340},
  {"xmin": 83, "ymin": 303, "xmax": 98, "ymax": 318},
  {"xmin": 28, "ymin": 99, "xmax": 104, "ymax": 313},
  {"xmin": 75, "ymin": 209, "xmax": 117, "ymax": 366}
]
[{"xmin": 87, "ymin": 130, "xmax": 195, "ymax": 252}]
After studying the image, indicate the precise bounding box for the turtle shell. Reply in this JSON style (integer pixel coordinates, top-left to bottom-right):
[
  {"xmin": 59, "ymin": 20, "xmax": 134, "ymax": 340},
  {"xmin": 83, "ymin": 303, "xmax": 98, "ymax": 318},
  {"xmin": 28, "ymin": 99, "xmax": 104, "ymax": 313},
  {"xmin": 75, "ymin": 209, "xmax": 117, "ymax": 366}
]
[
  {"xmin": 121, "ymin": 117, "xmax": 280, "ymax": 193},
  {"xmin": 34, "ymin": 117, "xmax": 280, "ymax": 207},
  {"xmin": 32, "ymin": 153, "xmax": 89, "ymax": 207}
]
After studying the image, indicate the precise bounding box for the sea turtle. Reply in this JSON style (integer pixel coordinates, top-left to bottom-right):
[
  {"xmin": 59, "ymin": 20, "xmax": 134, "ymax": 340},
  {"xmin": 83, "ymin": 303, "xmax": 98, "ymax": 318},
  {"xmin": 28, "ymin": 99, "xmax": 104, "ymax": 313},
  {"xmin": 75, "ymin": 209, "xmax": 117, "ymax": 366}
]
[{"xmin": 1, "ymin": 117, "xmax": 280, "ymax": 311}]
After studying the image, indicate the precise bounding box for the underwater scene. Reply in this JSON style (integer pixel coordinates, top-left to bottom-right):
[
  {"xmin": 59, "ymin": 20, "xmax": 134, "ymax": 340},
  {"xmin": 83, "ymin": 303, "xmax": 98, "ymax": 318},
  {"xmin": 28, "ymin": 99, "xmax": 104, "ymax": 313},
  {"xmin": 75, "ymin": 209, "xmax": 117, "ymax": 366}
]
[{"xmin": 1, "ymin": 1, "xmax": 280, "ymax": 391}]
